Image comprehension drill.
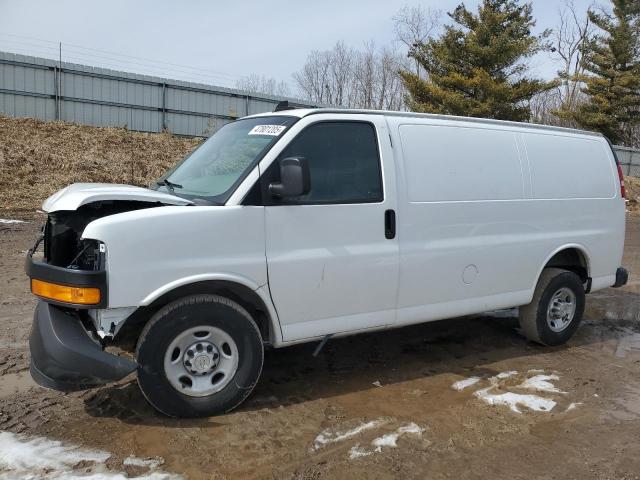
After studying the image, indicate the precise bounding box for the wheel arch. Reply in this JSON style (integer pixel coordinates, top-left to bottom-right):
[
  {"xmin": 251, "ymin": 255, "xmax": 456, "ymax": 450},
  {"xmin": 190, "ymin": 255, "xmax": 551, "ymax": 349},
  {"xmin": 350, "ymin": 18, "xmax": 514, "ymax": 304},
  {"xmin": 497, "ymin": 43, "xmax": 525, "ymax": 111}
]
[
  {"xmin": 532, "ymin": 244, "xmax": 591, "ymax": 294},
  {"xmin": 118, "ymin": 276, "xmax": 282, "ymax": 348}
]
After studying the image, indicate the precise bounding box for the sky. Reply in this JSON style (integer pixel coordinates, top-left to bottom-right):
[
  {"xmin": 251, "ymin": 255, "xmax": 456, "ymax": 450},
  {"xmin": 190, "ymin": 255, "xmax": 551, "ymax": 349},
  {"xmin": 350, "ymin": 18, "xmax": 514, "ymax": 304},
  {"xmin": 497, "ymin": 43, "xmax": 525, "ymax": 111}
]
[{"xmin": 0, "ymin": 0, "xmax": 596, "ymax": 91}]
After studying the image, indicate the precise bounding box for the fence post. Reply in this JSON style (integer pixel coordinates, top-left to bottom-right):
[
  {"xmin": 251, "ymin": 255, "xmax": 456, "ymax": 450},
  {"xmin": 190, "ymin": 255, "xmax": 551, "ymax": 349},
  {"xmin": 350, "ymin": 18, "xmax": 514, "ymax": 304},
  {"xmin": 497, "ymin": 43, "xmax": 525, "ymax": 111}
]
[
  {"xmin": 58, "ymin": 42, "xmax": 62, "ymax": 120},
  {"xmin": 161, "ymin": 82, "xmax": 167, "ymax": 132},
  {"xmin": 54, "ymin": 66, "xmax": 59, "ymax": 120}
]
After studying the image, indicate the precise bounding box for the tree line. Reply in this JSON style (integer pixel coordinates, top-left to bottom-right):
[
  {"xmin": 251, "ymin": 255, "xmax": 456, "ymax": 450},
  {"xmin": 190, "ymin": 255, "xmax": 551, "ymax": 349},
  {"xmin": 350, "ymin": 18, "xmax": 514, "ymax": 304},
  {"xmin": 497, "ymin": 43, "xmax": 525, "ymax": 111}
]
[{"xmin": 238, "ymin": 0, "xmax": 640, "ymax": 147}]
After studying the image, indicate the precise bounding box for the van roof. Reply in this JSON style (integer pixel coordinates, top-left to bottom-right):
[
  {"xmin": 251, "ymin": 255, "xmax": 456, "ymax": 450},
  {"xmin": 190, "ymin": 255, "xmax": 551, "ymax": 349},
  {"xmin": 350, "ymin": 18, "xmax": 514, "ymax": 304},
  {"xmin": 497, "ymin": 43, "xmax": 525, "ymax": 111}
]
[{"xmin": 247, "ymin": 108, "xmax": 603, "ymax": 138}]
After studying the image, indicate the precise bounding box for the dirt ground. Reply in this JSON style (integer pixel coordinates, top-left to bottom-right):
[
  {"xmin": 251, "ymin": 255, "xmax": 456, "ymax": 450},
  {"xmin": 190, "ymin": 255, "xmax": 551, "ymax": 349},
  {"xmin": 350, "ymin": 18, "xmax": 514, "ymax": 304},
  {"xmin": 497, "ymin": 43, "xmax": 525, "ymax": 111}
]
[{"xmin": 0, "ymin": 215, "xmax": 639, "ymax": 479}]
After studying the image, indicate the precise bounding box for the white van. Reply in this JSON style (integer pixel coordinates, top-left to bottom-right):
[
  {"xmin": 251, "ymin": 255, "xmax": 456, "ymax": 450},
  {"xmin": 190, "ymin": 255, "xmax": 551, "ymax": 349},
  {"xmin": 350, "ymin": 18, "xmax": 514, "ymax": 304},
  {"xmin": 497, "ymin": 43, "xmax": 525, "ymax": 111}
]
[{"xmin": 27, "ymin": 107, "xmax": 628, "ymax": 417}]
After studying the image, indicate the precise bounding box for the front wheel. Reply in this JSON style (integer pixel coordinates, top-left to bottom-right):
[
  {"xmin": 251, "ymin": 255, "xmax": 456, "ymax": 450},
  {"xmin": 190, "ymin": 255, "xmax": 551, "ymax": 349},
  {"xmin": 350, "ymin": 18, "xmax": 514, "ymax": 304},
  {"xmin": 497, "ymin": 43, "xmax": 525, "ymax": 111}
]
[
  {"xmin": 136, "ymin": 294, "xmax": 263, "ymax": 417},
  {"xmin": 519, "ymin": 268, "xmax": 585, "ymax": 346}
]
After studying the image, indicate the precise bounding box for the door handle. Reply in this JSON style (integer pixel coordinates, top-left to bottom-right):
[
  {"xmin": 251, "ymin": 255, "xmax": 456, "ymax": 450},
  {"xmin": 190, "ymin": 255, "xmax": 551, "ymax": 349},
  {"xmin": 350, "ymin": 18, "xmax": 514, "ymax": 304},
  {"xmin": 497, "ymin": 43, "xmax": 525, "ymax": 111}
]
[{"xmin": 384, "ymin": 209, "xmax": 396, "ymax": 239}]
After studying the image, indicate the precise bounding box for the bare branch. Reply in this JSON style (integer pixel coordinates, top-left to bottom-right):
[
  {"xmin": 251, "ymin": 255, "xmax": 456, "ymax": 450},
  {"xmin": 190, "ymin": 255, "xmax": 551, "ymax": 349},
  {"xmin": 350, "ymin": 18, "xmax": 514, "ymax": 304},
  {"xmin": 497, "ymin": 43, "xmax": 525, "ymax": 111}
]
[
  {"xmin": 292, "ymin": 41, "xmax": 409, "ymax": 110},
  {"xmin": 392, "ymin": 5, "xmax": 441, "ymax": 77},
  {"xmin": 235, "ymin": 74, "xmax": 291, "ymax": 97},
  {"xmin": 551, "ymin": 0, "xmax": 594, "ymax": 112}
]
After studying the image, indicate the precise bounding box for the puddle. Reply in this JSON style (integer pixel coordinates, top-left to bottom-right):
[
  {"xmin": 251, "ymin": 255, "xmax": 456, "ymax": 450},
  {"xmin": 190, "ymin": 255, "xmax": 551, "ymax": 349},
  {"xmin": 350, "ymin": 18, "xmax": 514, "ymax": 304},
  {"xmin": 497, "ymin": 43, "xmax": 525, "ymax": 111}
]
[
  {"xmin": 585, "ymin": 291, "xmax": 640, "ymax": 323},
  {"xmin": 613, "ymin": 329, "xmax": 640, "ymax": 358},
  {"xmin": 0, "ymin": 371, "xmax": 36, "ymax": 399},
  {"xmin": 610, "ymin": 384, "xmax": 640, "ymax": 421}
]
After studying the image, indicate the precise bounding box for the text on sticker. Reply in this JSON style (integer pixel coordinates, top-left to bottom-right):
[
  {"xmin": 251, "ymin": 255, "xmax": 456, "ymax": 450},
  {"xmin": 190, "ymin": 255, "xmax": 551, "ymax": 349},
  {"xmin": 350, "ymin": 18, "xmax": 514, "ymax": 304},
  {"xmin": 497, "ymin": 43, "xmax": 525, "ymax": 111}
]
[{"xmin": 249, "ymin": 125, "xmax": 287, "ymax": 136}]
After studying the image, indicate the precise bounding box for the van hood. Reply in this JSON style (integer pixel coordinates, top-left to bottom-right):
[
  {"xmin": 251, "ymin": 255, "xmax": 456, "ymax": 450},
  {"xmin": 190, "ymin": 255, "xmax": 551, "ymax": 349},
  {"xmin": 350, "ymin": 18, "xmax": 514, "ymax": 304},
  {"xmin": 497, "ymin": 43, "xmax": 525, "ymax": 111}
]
[{"xmin": 42, "ymin": 183, "xmax": 194, "ymax": 212}]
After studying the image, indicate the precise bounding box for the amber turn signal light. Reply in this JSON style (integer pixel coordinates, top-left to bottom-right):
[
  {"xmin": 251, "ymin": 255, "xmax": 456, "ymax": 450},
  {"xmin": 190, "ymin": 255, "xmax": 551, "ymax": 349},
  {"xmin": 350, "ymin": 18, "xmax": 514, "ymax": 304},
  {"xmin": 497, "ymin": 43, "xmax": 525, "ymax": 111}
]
[{"xmin": 31, "ymin": 279, "xmax": 101, "ymax": 305}]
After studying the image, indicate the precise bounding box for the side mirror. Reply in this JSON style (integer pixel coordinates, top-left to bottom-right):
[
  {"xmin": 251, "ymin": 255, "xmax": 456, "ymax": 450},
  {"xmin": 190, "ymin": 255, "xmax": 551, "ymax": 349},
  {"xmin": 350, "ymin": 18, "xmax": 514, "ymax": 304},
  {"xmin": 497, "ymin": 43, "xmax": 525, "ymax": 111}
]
[{"xmin": 269, "ymin": 157, "xmax": 311, "ymax": 198}]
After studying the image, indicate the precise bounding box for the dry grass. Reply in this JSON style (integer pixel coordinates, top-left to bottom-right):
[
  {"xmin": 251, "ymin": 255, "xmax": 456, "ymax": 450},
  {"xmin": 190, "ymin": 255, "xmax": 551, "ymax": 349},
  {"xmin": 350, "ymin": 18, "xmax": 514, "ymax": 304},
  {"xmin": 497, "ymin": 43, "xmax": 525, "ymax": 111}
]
[
  {"xmin": 0, "ymin": 115, "xmax": 201, "ymax": 217},
  {"xmin": 626, "ymin": 175, "xmax": 640, "ymax": 215}
]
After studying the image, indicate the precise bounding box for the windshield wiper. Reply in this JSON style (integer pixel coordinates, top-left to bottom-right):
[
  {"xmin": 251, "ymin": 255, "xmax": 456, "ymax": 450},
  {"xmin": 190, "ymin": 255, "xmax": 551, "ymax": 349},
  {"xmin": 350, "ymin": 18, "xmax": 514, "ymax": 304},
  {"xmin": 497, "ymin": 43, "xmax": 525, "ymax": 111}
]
[{"xmin": 156, "ymin": 178, "xmax": 183, "ymax": 193}]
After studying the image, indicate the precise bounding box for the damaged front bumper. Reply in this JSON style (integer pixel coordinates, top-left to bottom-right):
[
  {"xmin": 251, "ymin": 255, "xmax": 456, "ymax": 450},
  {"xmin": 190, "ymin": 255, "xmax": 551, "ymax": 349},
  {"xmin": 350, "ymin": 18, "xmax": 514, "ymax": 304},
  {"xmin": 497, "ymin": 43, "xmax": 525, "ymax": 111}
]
[{"xmin": 29, "ymin": 301, "xmax": 137, "ymax": 391}]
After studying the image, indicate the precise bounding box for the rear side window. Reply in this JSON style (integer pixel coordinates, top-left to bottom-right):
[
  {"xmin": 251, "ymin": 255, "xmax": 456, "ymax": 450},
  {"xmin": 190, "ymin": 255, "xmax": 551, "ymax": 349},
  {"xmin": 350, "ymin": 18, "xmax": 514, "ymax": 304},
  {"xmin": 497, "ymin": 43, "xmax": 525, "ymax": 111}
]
[{"xmin": 267, "ymin": 121, "xmax": 383, "ymax": 204}]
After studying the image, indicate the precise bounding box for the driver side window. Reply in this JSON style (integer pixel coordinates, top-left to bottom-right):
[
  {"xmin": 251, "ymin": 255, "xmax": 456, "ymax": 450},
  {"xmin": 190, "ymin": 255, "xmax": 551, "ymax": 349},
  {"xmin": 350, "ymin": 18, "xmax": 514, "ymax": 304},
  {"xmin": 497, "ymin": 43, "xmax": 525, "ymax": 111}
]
[{"xmin": 261, "ymin": 121, "xmax": 383, "ymax": 205}]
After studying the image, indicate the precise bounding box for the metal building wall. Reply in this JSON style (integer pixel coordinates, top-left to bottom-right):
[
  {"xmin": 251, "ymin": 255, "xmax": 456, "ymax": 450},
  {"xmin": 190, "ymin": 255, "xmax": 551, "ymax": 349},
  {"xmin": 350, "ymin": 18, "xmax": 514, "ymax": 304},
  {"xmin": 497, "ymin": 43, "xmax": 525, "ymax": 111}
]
[
  {"xmin": 0, "ymin": 51, "xmax": 314, "ymax": 137},
  {"xmin": 2, "ymin": 49, "xmax": 639, "ymax": 174},
  {"xmin": 614, "ymin": 146, "xmax": 640, "ymax": 177}
]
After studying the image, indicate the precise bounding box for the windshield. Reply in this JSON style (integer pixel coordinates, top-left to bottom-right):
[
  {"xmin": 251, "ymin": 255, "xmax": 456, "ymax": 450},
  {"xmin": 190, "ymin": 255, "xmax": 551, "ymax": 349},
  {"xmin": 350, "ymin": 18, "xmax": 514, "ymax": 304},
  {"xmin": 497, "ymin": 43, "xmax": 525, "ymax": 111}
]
[{"xmin": 156, "ymin": 115, "xmax": 297, "ymax": 204}]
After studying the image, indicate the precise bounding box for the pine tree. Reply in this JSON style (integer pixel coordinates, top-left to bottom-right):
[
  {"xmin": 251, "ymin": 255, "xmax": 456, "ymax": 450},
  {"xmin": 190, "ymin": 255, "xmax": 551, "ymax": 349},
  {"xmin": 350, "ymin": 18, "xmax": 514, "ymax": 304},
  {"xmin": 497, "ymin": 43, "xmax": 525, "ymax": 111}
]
[
  {"xmin": 567, "ymin": 0, "xmax": 640, "ymax": 146},
  {"xmin": 400, "ymin": 0, "xmax": 556, "ymax": 122}
]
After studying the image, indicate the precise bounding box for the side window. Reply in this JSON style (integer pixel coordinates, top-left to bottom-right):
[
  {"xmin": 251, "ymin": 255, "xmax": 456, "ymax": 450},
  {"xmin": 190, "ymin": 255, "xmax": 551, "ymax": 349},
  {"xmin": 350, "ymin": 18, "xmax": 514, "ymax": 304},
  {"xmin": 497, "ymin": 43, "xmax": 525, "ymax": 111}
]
[{"xmin": 265, "ymin": 121, "xmax": 383, "ymax": 204}]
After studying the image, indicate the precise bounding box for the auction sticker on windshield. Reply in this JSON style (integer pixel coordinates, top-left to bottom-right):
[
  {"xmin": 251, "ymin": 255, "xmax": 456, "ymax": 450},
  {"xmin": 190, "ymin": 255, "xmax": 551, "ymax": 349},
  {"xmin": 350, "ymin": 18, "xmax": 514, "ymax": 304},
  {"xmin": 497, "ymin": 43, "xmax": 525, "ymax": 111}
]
[{"xmin": 248, "ymin": 125, "xmax": 287, "ymax": 136}]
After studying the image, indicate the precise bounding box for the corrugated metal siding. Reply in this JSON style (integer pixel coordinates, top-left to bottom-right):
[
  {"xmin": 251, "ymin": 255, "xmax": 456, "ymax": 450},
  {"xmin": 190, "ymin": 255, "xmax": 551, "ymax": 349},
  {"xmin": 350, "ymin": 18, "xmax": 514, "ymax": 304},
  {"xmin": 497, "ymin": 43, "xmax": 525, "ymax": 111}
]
[
  {"xmin": 615, "ymin": 146, "xmax": 640, "ymax": 177},
  {"xmin": 0, "ymin": 51, "xmax": 315, "ymax": 137}
]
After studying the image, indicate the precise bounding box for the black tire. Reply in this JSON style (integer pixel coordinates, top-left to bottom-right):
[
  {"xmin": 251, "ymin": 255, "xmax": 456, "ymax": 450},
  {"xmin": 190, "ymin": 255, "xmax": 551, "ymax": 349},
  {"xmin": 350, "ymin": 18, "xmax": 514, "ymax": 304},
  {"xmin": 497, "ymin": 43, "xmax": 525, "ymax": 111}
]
[
  {"xmin": 519, "ymin": 268, "xmax": 585, "ymax": 346},
  {"xmin": 136, "ymin": 294, "xmax": 263, "ymax": 418}
]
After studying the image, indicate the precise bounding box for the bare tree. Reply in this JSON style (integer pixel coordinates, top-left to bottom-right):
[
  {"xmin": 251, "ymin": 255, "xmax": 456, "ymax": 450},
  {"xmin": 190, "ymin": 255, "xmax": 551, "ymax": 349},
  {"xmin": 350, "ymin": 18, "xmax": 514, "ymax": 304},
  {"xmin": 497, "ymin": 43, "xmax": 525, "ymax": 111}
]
[
  {"xmin": 328, "ymin": 41, "xmax": 356, "ymax": 106},
  {"xmin": 235, "ymin": 74, "xmax": 291, "ymax": 97},
  {"xmin": 552, "ymin": 0, "xmax": 594, "ymax": 115},
  {"xmin": 293, "ymin": 41, "xmax": 408, "ymax": 110},
  {"xmin": 530, "ymin": 88, "xmax": 565, "ymax": 126},
  {"xmin": 529, "ymin": 1, "xmax": 594, "ymax": 127},
  {"xmin": 353, "ymin": 42, "xmax": 377, "ymax": 108},
  {"xmin": 352, "ymin": 43, "xmax": 408, "ymax": 110},
  {"xmin": 378, "ymin": 47, "xmax": 408, "ymax": 110},
  {"xmin": 392, "ymin": 5, "xmax": 441, "ymax": 77},
  {"xmin": 292, "ymin": 42, "xmax": 358, "ymax": 107},
  {"xmin": 292, "ymin": 50, "xmax": 332, "ymax": 104}
]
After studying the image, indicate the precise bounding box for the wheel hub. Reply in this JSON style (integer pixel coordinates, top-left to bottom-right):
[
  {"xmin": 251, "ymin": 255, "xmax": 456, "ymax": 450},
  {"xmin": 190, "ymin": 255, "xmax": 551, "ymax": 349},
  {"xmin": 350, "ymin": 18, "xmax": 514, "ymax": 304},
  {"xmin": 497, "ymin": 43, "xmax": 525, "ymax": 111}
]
[
  {"xmin": 183, "ymin": 341, "xmax": 219, "ymax": 375},
  {"xmin": 164, "ymin": 325, "xmax": 239, "ymax": 397},
  {"xmin": 546, "ymin": 287, "xmax": 576, "ymax": 332}
]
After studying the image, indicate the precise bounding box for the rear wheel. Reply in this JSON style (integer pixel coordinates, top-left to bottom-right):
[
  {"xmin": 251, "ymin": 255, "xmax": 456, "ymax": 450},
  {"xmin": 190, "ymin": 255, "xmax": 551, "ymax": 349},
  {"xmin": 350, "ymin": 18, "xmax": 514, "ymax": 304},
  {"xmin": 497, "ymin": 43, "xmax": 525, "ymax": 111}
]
[
  {"xmin": 519, "ymin": 268, "xmax": 585, "ymax": 346},
  {"xmin": 136, "ymin": 294, "xmax": 263, "ymax": 417}
]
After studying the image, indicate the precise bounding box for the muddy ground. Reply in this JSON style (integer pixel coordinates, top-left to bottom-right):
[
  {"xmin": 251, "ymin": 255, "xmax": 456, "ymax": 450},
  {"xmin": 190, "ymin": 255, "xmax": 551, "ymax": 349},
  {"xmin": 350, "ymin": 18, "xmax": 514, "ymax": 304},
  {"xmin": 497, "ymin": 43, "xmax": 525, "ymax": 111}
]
[{"xmin": 1, "ymin": 216, "xmax": 639, "ymax": 479}]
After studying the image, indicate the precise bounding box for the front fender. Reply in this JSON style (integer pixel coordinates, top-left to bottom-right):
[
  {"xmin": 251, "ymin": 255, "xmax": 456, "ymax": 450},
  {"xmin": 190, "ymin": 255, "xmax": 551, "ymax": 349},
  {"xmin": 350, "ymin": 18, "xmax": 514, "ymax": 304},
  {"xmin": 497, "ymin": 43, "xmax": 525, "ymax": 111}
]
[{"xmin": 82, "ymin": 205, "xmax": 268, "ymax": 309}]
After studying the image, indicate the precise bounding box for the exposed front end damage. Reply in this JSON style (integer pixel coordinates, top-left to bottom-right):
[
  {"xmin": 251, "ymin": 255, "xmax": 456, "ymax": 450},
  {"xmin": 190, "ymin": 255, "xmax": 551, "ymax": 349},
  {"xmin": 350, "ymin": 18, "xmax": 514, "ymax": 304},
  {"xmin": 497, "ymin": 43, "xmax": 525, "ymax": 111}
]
[{"xmin": 27, "ymin": 183, "xmax": 193, "ymax": 391}]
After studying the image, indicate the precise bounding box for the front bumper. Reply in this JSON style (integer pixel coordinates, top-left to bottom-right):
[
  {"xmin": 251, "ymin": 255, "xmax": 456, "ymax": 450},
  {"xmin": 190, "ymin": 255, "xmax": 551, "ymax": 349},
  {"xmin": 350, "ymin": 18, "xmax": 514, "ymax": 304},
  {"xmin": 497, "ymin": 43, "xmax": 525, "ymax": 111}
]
[{"xmin": 29, "ymin": 301, "xmax": 137, "ymax": 391}]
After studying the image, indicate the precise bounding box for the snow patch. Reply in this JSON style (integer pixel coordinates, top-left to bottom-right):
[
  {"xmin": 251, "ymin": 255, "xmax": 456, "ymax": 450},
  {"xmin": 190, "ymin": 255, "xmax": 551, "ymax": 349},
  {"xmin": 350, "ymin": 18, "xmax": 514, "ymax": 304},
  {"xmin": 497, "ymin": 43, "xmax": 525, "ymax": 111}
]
[
  {"xmin": 313, "ymin": 420, "xmax": 384, "ymax": 450},
  {"xmin": 453, "ymin": 371, "xmax": 574, "ymax": 415},
  {"xmin": 566, "ymin": 402, "xmax": 583, "ymax": 411},
  {"xmin": 0, "ymin": 219, "xmax": 25, "ymax": 224},
  {"xmin": 0, "ymin": 431, "xmax": 178, "ymax": 479},
  {"xmin": 491, "ymin": 371, "xmax": 518, "ymax": 381},
  {"xmin": 372, "ymin": 380, "xmax": 382, "ymax": 387},
  {"xmin": 349, "ymin": 423, "xmax": 425, "ymax": 459},
  {"xmin": 452, "ymin": 376, "xmax": 481, "ymax": 391},
  {"xmin": 123, "ymin": 456, "xmax": 164, "ymax": 469},
  {"xmin": 348, "ymin": 444, "xmax": 372, "ymax": 459},
  {"xmin": 371, "ymin": 423, "xmax": 424, "ymax": 452},
  {"xmin": 474, "ymin": 388, "xmax": 556, "ymax": 413},
  {"xmin": 519, "ymin": 374, "xmax": 565, "ymax": 394}
]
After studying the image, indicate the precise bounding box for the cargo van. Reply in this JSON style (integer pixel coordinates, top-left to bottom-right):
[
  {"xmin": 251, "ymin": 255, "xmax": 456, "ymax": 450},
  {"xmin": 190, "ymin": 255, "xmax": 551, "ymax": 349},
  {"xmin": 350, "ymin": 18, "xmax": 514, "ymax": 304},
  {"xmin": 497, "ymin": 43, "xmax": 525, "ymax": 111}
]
[{"xmin": 26, "ymin": 108, "xmax": 628, "ymax": 417}]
